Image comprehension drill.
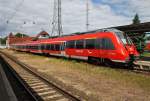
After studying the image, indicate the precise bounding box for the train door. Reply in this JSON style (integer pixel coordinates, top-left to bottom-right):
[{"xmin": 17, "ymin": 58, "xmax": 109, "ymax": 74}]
[
  {"xmin": 61, "ymin": 42, "xmax": 66, "ymax": 57},
  {"xmin": 85, "ymin": 39, "xmax": 98, "ymax": 57},
  {"xmin": 75, "ymin": 40, "xmax": 85, "ymax": 57},
  {"xmin": 95, "ymin": 38, "xmax": 104, "ymax": 63},
  {"xmin": 101, "ymin": 38, "xmax": 115, "ymax": 60}
]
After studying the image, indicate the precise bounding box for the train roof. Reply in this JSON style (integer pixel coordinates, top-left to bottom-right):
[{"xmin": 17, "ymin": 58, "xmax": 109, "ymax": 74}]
[
  {"xmin": 13, "ymin": 28, "xmax": 120, "ymax": 45},
  {"xmin": 49, "ymin": 28, "xmax": 121, "ymax": 38},
  {"xmin": 39, "ymin": 31, "xmax": 114, "ymax": 44}
]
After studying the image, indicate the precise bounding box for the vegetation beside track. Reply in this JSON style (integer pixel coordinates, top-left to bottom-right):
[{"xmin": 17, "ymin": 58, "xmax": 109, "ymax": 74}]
[
  {"xmin": 23, "ymin": 53, "xmax": 150, "ymax": 91},
  {"xmin": 1, "ymin": 49, "xmax": 150, "ymax": 101},
  {"xmin": 142, "ymin": 52, "xmax": 150, "ymax": 57}
]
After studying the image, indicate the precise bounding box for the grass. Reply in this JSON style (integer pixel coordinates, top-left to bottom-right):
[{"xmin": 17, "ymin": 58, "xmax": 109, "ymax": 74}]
[
  {"xmin": 26, "ymin": 53, "xmax": 150, "ymax": 92},
  {"xmin": 142, "ymin": 52, "xmax": 150, "ymax": 57}
]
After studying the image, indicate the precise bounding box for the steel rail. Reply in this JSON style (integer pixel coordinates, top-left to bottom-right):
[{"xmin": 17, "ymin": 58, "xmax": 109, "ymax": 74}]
[{"xmin": 0, "ymin": 54, "xmax": 39, "ymax": 101}]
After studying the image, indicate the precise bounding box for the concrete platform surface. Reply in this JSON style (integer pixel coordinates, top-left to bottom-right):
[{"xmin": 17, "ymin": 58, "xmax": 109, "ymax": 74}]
[{"xmin": 0, "ymin": 63, "xmax": 17, "ymax": 101}]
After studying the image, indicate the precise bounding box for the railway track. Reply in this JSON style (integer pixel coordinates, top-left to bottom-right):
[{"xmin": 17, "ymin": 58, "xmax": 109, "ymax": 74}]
[
  {"xmin": 0, "ymin": 52, "xmax": 81, "ymax": 101},
  {"xmin": 0, "ymin": 50, "xmax": 149, "ymax": 100},
  {"xmin": 134, "ymin": 61, "xmax": 150, "ymax": 70},
  {"xmin": 0, "ymin": 56, "xmax": 37, "ymax": 101},
  {"xmin": 133, "ymin": 61, "xmax": 150, "ymax": 75}
]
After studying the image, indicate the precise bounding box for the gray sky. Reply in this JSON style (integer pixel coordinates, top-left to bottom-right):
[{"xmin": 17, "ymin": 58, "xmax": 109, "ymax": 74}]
[{"xmin": 0, "ymin": 0, "xmax": 150, "ymax": 37}]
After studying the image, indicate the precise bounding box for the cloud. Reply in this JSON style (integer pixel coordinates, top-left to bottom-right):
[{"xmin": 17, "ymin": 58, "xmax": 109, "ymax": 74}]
[{"xmin": 0, "ymin": 0, "xmax": 149, "ymax": 37}]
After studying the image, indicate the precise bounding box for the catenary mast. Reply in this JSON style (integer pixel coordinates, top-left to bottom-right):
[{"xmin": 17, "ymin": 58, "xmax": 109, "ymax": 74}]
[{"xmin": 51, "ymin": 0, "xmax": 63, "ymax": 37}]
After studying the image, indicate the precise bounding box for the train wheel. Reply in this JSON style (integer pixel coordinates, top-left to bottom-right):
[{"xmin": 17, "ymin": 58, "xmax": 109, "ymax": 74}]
[
  {"xmin": 88, "ymin": 57, "xmax": 92, "ymax": 64},
  {"xmin": 104, "ymin": 59, "xmax": 115, "ymax": 67},
  {"xmin": 126, "ymin": 62, "xmax": 134, "ymax": 69},
  {"xmin": 88, "ymin": 57, "xmax": 100, "ymax": 65}
]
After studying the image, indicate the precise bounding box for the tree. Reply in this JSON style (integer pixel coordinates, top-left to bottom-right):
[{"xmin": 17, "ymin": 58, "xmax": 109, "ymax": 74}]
[
  {"xmin": 147, "ymin": 36, "xmax": 150, "ymax": 40},
  {"xmin": 129, "ymin": 13, "xmax": 146, "ymax": 54},
  {"xmin": 0, "ymin": 37, "xmax": 7, "ymax": 44},
  {"xmin": 132, "ymin": 13, "xmax": 140, "ymax": 24},
  {"xmin": 15, "ymin": 32, "xmax": 28, "ymax": 37}
]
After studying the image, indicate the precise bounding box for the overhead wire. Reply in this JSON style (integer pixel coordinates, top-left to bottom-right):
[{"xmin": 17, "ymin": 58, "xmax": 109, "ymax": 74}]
[
  {"xmin": 3, "ymin": 0, "xmax": 25, "ymax": 35},
  {"xmin": 6, "ymin": 0, "xmax": 25, "ymax": 24}
]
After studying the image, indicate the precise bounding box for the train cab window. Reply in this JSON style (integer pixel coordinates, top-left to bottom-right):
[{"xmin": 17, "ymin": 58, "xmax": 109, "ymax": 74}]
[
  {"xmin": 85, "ymin": 39, "xmax": 96, "ymax": 49},
  {"xmin": 66, "ymin": 40, "xmax": 75, "ymax": 48},
  {"xmin": 76, "ymin": 40, "xmax": 84, "ymax": 49},
  {"xmin": 102, "ymin": 38, "xmax": 115, "ymax": 50}
]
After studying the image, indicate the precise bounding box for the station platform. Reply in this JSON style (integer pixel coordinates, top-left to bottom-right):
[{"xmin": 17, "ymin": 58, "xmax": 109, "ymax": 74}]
[{"xmin": 0, "ymin": 63, "xmax": 17, "ymax": 101}]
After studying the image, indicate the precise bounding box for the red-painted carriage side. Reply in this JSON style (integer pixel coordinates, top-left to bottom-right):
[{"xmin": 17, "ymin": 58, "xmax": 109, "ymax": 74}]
[
  {"xmin": 39, "ymin": 31, "xmax": 138, "ymax": 62},
  {"xmin": 145, "ymin": 42, "xmax": 150, "ymax": 51},
  {"xmin": 12, "ymin": 29, "xmax": 139, "ymax": 64}
]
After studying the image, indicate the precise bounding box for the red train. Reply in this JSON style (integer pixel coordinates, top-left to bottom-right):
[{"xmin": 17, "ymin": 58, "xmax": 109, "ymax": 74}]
[
  {"xmin": 11, "ymin": 28, "xmax": 139, "ymax": 65},
  {"xmin": 145, "ymin": 41, "xmax": 150, "ymax": 51}
]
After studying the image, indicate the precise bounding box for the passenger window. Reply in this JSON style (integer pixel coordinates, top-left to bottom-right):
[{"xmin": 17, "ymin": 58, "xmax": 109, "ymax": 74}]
[
  {"xmin": 102, "ymin": 38, "xmax": 115, "ymax": 50},
  {"xmin": 96, "ymin": 39, "xmax": 103, "ymax": 49},
  {"xmin": 36, "ymin": 46, "xmax": 38, "ymax": 50},
  {"xmin": 41, "ymin": 44, "xmax": 45, "ymax": 50},
  {"xmin": 46, "ymin": 44, "xmax": 51, "ymax": 50},
  {"xmin": 66, "ymin": 40, "xmax": 75, "ymax": 48},
  {"xmin": 76, "ymin": 40, "xmax": 84, "ymax": 49},
  {"xmin": 51, "ymin": 44, "xmax": 55, "ymax": 50},
  {"xmin": 55, "ymin": 44, "xmax": 60, "ymax": 51},
  {"xmin": 85, "ymin": 39, "xmax": 95, "ymax": 49}
]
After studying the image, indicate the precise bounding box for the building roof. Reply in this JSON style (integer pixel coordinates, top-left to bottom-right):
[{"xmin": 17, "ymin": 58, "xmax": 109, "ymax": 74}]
[
  {"xmin": 8, "ymin": 37, "xmax": 33, "ymax": 44},
  {"xmin": 7, "ymin": 31, "xmax": 50, "ymax": 45},
  {"xmin": 36, "ymin": 31, "xmax": 49, "ymax": 37},
  {"xmin": 8, "ymin": 32, "xmax": 14, "ymax": 38},
  {"xmin": 114, "ymin": 22, "xmax": 150, "ymax": 33},
  {"xmin": 32, "ymin": 31, "xmax": 50, "ymax": 41}
]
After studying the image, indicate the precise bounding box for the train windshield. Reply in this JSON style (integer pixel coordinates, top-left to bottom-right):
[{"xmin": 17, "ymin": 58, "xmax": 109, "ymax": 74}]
[
  {"xmin": 115, "ymin": 31, "xmax": 132, "ymax": 45},
  {"xmin": 104, "ymin": 28, "xmax": 132, "ymax": 45}
]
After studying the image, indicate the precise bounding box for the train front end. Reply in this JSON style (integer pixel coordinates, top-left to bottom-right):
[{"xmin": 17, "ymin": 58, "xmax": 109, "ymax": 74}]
[{"xmin": 115, "ymin": 30, "xmax": 139, "ymax": 63}]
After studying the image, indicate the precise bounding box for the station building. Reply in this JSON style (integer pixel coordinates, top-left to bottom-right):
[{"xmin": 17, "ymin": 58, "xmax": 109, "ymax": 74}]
[{"xmin": 6, "ymin": 31, "xmax": 50, "ymax": 48}]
